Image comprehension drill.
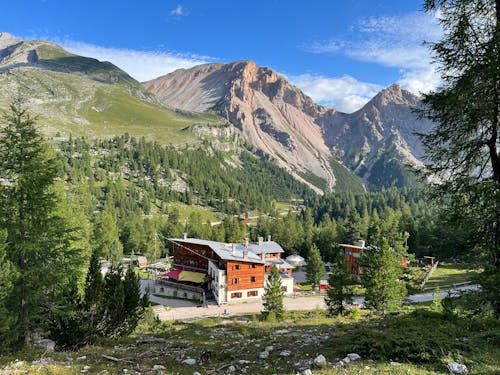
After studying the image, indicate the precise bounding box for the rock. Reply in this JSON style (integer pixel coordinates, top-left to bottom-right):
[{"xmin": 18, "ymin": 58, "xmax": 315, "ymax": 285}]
[
  {"xmin": 347, "ymin": 353, "xmax": 361, "ymax": 361},
  {"xmin": 448, "ymin": 362, "xmax": 468, "ymax": 374},
  {"xmin": 313, "ymin": 354, "xmax": 327, "ymax": 368},
  {"xmin": 228, "ymin": 365, "xmax": 236, "ymax": 372},
  {"xmin": 193, "ymin": 372, "xmax": 201, "ymax": 375},
  {"xmin": 265, "ymin": 345, "xmax": 274, "ymax": 352},
  {"xmin": 182, "ymin": 358, "xmax": 196, "ymax": 365},
  {"xmin": 81, "ymin": 365, "xmax": 91, "ymax": 373},
  {"xmin": 259, "ymin": 351, "xmax": 269, "ymax": 359},
  {"xmin": 390, "ymin": 361, "xmax": 401, "ymax": 366},
  {"xmin": 280, "ymin": 350, "xmax": 291, "ymax": 357},
  {"xmin": 122, "ymin": 369, "xmax": 128, "ymax": 374},
  {"xmin": 153, "ymin": 365, "xmax": 166, "ymax": 371},
  {"xmin": 238, "ymin": 360, "xmax": 251, "ymax": 364},
  {"xmin": 34, "ymin": 339, "xmax": 55, "ymax": 352},
  {"xmin": 302, "ymin": 369, "xmax": 313, "ymax": 375},
  {"xmin": 342, "ymin": 356, "xmax": 351, "ymax": 364},
  {"xmin": 76, "ymin": 356, "xmax": 87, "ymax": 361}
]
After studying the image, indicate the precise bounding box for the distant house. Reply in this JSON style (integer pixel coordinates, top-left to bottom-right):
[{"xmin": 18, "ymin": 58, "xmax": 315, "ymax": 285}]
[
  {"xmin": 136, "ymin": 256, "xmax": 148, "ymax": 268},
  {"xmin": 285, "ymin": 254, "xmax": 306, "ymax": 267},
  {"xmin": 168, "ymin": 235, "xmax": 294, "ymax": 305},
  {"xmin": 339, "ymin": 240, "xmax": 366, "ymax": 281},
  {"xmin": 339, "ymin": 240, "xmax": 408, "ymax": 281},
  {"xmin": 293, "ymin": 204, "xmax": 306, "ymax": 212}
]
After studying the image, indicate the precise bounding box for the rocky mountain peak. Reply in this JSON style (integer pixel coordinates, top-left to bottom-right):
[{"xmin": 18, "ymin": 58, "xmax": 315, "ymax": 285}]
[
  {"xmin": 0, "ymin": 32, "xmax": 21, "ymax": 48},
  {"xmin": 368, "ymin": 83, "xmax": 419, "ymax": 108}
]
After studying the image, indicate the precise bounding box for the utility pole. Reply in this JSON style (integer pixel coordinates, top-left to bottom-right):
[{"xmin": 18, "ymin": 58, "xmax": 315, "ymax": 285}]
[{"xmin": 153, "ymin": 232, "xmax": 158, "ymax": 281}]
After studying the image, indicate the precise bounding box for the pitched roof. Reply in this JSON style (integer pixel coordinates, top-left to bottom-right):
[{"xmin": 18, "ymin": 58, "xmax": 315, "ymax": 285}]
[
  {"xmin": 247, "ymin": 241, "xmax": 284, "ymax": 254},
  {"xmin": 170, "ymin": 238, "xmax": 265, "ymax": 264}
]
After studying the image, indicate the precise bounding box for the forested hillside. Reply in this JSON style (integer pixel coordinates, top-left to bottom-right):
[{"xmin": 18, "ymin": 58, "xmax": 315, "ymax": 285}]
[{"xmin": 55, "ymin": 134, "xmax": 472, "ymax": 265}]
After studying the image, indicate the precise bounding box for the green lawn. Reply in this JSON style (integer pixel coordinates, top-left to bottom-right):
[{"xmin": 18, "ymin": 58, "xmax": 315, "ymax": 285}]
[
  {"xmin": 166, "ymin": 202, "xmax": 219, "ymax": 224},
  {"xmin": 424, "ymin": 262, "xmax": 482, "ymax": 289}
]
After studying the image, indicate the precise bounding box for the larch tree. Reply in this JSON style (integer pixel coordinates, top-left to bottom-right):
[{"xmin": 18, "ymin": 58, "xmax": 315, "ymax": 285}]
[
  {"xmin": 325, "ymin": 250, "xmax": 354, "ymax": 316},
  {"xmin": 0, "ymin": 98, "xmax": 84, "ymax": 347},
  {"xmin": 362, "ymin": 238, "xmax": 407, "ymax": 315},
  {"xmin": 262, "ymin": 265, "xmax": 285, "ymax": 321},
  {"xmin": 420, "ymin": 0, "xmax": 500, "ymax": 313},
  {"xmin": 306, "ymin": 244, "xmax": 325, "ymax": 290}
]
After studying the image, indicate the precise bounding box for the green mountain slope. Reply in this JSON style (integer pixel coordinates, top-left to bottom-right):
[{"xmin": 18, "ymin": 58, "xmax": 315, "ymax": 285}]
[{"xmin": 0, "ymin": 35, "xmax": 222, "ymax": 143}]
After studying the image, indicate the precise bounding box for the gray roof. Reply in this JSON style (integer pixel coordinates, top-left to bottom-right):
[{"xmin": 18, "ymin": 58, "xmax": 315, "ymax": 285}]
[
  {"xmin": 339, "ymin": 243, "xmax": 365, "ymax": 250},
  {"xmin": 170, "ymin": 238, "xmax": 265, "ymax": 264},
  {"xmin": 247, "ymin": 241, "xmax": 284, "ymax": 254},
  {"xmin": 265, "ymin": 258, "xmax": 294, "ymax": 269}
]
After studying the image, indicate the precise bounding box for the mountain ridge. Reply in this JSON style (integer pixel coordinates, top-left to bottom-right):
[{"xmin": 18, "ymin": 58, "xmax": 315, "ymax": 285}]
[{"xmin": 145, "ymin": 61, "xmax": 433, "ymax": 191}]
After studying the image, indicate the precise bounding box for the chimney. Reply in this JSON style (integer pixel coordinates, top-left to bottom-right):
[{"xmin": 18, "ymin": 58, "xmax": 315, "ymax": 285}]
[
  {"xmin": 182, "ymin": 232, "xmax": 187, "ymax": 240},
  {"xmin": 258, "ymin": 237, "xmax": 264, "ymax": 246},
  {"xmin": 261, "ymin": 252, "xmax": 265, "ymax": 260},
  {"xmin": 243, "ymin": 249, "xmax": 248, "ymax": 259},
  {"xmin": 267, "ymin": 235, "xmax": 272, "ymax": 242},
  {"xmin": 244, "ymin": 238, "xmax": 250, "ymax": 248},
  {"xmin": 358, "ymin": 240, "xmax": 365, "ymax": 248},
  {"xmin": 232, "ymin": 243, "xmax": 236, "ymax": 255}
]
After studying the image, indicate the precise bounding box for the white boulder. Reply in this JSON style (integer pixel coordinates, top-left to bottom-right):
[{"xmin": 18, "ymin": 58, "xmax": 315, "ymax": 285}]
[
  {"xmin": 313, "ymin": 354, "xmax": 327, "ymax": 367},
  {"xmin": 448, "ymin": 362, "xmax": 468, "ymax": 374},
  {"xmin": 347, "ymin": 353, "xmax": 361, "ymax": 361}
]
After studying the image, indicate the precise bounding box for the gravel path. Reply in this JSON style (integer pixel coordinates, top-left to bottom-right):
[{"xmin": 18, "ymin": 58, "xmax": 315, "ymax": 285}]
[{"xmin": 141, "ymin": 279, "xmax": 481, "ymax": 321}]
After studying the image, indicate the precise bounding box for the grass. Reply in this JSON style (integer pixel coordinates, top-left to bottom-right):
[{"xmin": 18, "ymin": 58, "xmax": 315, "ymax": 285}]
[
  {"xmin": 424, "ymin": 262, "xmax": 482, "ymax": 289},
  {"xmin": 1, "ymin": 307, "xmax": 498, "ymax": 374},
  {"xmin": 0, "ymin": 65, "xmax": 223, "ymax": 145},
  {"xmin": 166, "ymin": 202, "xmax": 219, "ymax": 224}
]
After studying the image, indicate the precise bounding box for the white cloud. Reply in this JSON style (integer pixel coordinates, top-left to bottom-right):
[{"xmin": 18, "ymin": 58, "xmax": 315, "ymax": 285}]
[
  {"xmin": 59, "ymin": 40, "xmax": 213, "ymax": 82},
  {"xmin": 287, "ymin": 74, "xmax": 383, "ymax": 113},
  {"xmin": 307, "ymin": 12, "xmax": 442, "ymax": 95},
  {"xmin": 170, "ymin": 5, "xmax": 184, "ymax": 17}
]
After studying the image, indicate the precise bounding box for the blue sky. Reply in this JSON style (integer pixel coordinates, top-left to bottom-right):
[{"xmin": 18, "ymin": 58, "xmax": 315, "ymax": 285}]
[{"xmin": 3, "ymin": 0, "xmax": 441, "ymax": 112}]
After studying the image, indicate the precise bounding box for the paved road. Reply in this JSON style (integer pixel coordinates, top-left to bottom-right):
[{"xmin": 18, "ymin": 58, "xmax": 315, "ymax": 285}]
[{"xmin": 141, "ymin": 280, "xmax": 481, "ymax": 321}]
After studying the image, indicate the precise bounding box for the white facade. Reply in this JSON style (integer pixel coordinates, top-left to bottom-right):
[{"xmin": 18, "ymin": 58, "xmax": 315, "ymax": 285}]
[
  {"xmin": 226, "ymin": 287, "xmax": 265, "ymax": 303},
  {"xmin": 208, "ymin": 260, "xmax": 227, "ymax": 304}
]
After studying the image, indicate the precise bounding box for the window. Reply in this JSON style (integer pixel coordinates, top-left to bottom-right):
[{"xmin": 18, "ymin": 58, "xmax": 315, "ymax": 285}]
[
  {"xmin": 232, "ymin": 264, "xmax": 240, "ymax": 270},
  {"xmin": 232, "ymin": 278, "xmax": 239, "ymax": 285},
  {"xmin": 251, "ymin": 264, "xmax": 257, "ymax": 269},
  {"xmin": 247, "ymin": 290, "xmax": 258, "ymax": 297},
  {"xmin": 250, "ymin": 276, "xmax": 256, "ymax": 282},
  {"xmin": 231, "ymin": 292, "xmax": 242, "ymax": 299}
]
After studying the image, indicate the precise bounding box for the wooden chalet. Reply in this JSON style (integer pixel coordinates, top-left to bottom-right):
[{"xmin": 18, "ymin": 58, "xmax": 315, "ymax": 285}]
[{"xmin": 170, "ymin": 235, "xmax": 294, "ymax": 304}]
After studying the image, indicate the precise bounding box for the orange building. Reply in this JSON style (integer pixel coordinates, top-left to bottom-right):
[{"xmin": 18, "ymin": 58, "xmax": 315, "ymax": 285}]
[
  {"xmin": 339, "ymin": 240, "xmax": 365, "ymax": 281},
  {"xmin": 170, "ymin": 235, "xmax": 294, "ymax": 304}
]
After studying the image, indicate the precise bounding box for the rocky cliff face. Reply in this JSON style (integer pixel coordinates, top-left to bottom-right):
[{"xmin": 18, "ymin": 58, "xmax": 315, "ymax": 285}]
[
  {"xmin": 145, "ymin": 61, "xmax": 337, "ymax": 192},
  {"xmin": 322, "ymin": 84, "xmax": 433, "ymax": 179},
  {"xmin": 145, "ymin": 62, "xmax": 433, "ymax": 191}
]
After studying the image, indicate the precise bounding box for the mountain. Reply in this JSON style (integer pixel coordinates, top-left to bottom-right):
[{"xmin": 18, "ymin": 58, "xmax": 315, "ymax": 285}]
[
  {"xmin": 322, "ymin": 84, "xmax": 434, "ymax": 188},
  {"xmin": 144, "ymin": 61, "xmax": 337, "ymax": 193},
  {"xmin": 145, "ymin": 61, "xmax": 434, "ymax": 192},
  {"xmin": 0, "ymin": 33, "xmax": 222, "ymax": 143}
]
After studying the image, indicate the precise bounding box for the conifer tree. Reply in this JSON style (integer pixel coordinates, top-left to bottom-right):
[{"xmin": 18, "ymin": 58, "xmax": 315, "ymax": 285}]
[
  {"xmin": 0, "ymin": 229, "xmax": 16, "ymax": 344},
  {"xmin": 262, "ymin": 265, "xmax": 285, "ymax": 321},
  {"xmin": 84, "ymin": 249, "xmax": 104, "ymax": 310},
  {"xmin": 101, "ymin": 264, "xmax": 125, "ymax": 337},
  {"xmin": 326, "ymin": 250, "xmax": 354, "ymax": 316},
  {"xmin": 363, "ymin": 238, "xmax": 406, "ymax": 315},
  {"xmin": 120, "ymin": 266, "xmax": 147, "ymax": 335},
  {"xmin": 0, "ymin": 98, "xmax": 84, "ymax": 346},
  {"xmin": 306, "ymin": 244, "xmax": 325, "ymax": 290}
]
